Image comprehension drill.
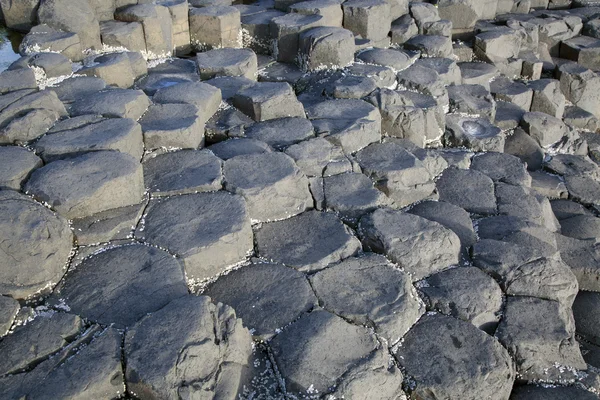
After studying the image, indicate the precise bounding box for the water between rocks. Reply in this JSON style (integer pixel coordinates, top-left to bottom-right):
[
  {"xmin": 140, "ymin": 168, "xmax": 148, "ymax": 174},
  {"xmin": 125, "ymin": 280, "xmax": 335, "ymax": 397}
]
[{"xmin": 0, "ymin": 24, "xmax": 23, "ymax": 72}]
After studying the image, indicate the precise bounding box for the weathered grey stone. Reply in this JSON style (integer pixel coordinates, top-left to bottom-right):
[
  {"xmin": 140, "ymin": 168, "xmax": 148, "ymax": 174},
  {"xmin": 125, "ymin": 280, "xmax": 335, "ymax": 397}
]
[
  {"xmin": 205, "ymin": 262, "xmax": 317, "ymax": 339},
  {"xmin": 504, "ymin": 127, "xmax": 544, "ymax": 171},
  {"xmin": 37, "ymin": 0, "xmax": 101, "ymax": 50},
  {"xmin": 0, "ymin": 0, "xmax": 39, "ymax": 32},
  {"xmin": 9, "ymin": 52, "xmax": 72, "ymax": 79},
  {"xmin": 79, "ymin": 52, "xmax": 136, "ymax": 89},
  {"xmin": 390, "ymin": 14, "xmax": 418, "ymax": 45},
  {"xmin": 19, "ymin": 24, "xmax": 84, "ymax": 62},
  {"xmin": 395, "ymin": 314, "xmax": 515, "ymax": 400},
  {"xmin": 560, "ymin": 214, "xmax": 600, "ymax": 241},
  {"xmin": 551, "ymin": 199, "xmax": 593, "ymax": 220},
  {"xmin": 49, "ymin": 76, "xmax": 106, "ymax": 104},
  {"xmin": 415, "ymin": 57, "xmax": 462, "ymax": 86},
  {"xmin": 25, "ymin": 151, "xmax": 144, "ymax": 219},
  {"xmin": 545, "ymin": 154, "xmax": 600, "ymax": 178},
  {"xmin": 0, "ymin": 296, "xmax": 19, "ymax": 336},
  {"xmin": 423, "ymin": 19, "xmax": 452, "ymax": 37},
  {"xmin": 409, "ymin": 2, "xmax": 440, "ymax": 33},
  {"xmin": 270, "ymin": 309, "xmax": 377, "ymax": 394},
  {"xmin": 565, "ymin": 175, "xmax": 600, "ymax": 206},
  {"xmin": 448, "ymin": 84, "xmax": 496, "ymax": 121},
  {"xmin": 573, "ymin": 291, "xmax": 600, "ymax": 346},
  {"xmin": 244, "ymin": 117, "xmax": 314, "ymax": 149},
  {"xmin": 405, "ymin": 34, "xmax": 453, "ymax": 58},
  {"xmin": 445, "ymin": 115, "xmax": 505, "ymax": 153},
  {"xmin": 34, "ymin": 117, "xmax": 144, "ymax": 162},
  {"xmin": 560, "ymin": 240, "xmax": 600, "ymax": 292},
  {"xmin": 359, "ymin": 208, "xmax": 461, "ymax": 281},
  {"xmin": 561, "ymin": 35, "xmax": 600, "ymax": 71},
  {"xmin": 196, "ymin": 48, "xmax": 257, "ymax": 80},
  {"xmin": 496, "ymin": 182, "xmax": 560, "ymax": 231},
  {"xmin": 331, "ymin": 74, "xmax": 377, "ymax": 99},
  {"xmin": 223, "ymin": 152, "xmax": 311, "ymax": 222},
  {"xmin": 137, "ymin": 192, "xmax": 253, "ymax": 281},
  {"xmin": 471, "ymin": 152, "xmax": 532, "ymax": 187},
  {"xmin": 0, "ymin": 146, "xmax": 42, "ymax": 190},
  {"xmin": 520, "ymin": 111, "xmax": 567, "ymax": 147},
  {"xmin": 408, "ymin": 200, "xmax": 477, "ymax": 250},
  {"xmin": 0, "ymin": 326, "xmax": 124, "ymax": 400},
  {"xmin": 205, "ymin": 107, "xmax": 254, "ymax": 142},
  {"xmin": 189, "ymin": 5, "xmax": 240, "ymax": 50},
  {"xmin": 0, "ymin": 68, "xmax": 35, "ymax": 95},
  {"xmin": 0, "ymin": 312, "xmax": 82, "ymax": 376},
  {"xmin": 530, "ymin": 171, "xmax": 568, "ymax": 199},
  {"xmin": 71, "ymin": 203, "xmax": 145, "ymax": 246},
  {"xmin": 0, "ymin": 90, "xmax": 67, "ymax": 139},
  {"xmin": 158, "ymin": 0, "xmax": 191, "ymax": 55},
  {"xmin": 527, "ymin": 79, "xmax": 565, "ymax": 119},
  {"xmin": 69, "ymin": 89, "xmax": 150, "ymax": 120},
  {"xmin": 420, "ymin": 266, "xmax": 503, "ymax": 332},
  {"xmin": 137, "ymin": 74, "xmax": 197, "ymax": 96},
  {"xmin": 125, "ymin": 295, "xmax": 252, "ymax": 400},
  {"xmin": 342, "ymin": 0, "xmax": 391, "ymax": 41},
  {"xmin": 209, "ymin": 138, "xmax": 271, "ymax": 160},
  {"xmin": 153, "ymin": 81, "xmax": 222, "ymax": 126},
  {"xmin": 298, "ymin": 26, "xmax": 354, "ymax": 71},
  {"xmin": 115, "ymin": 4, "xmax": 173, "ymax": 58},
  {"xmin": 100, "ymin": 20, "xmax": 146, "ymax": 53},
  {"xmin": 490, "ymin": 77, "xmax": 532, "ymax": 112},
  {"xmin": 474, "ymin": 28, "xmax": 523, "ymax": 64},
  {"xmin": 358, "ymin": 48, "xmax": 418, "ymax": 71},
  {"xmin": 494, "ymin": 100, "xmax": 526, "ymax": 131},
  {"xmin": 306, "ymin": 99, "xmax": 381, "ymax": 154},
  {"xmin": 323, "ymin": 172, "xmax": 387, "ymax": 222},
  {"xmin": 284, "ymin": 137, "xmax": 345, "ymax": 177},
  {"xmin": 239, "ymin": 7, "xmax": 285, "ymax": 54},
  {"xmin": 53, "ymin": 244, "xmax": 187, "ymax": 328},
  {"xmin": 290, "ymin": 0, "xmax": 343, "ymax": 27},
  {"xmin": 205, "ymin": 76, "xmax": 254, "ymax": 101},
  {"xmin": 558, "ymin": 62, "xmax": 600, "ymax": 119},
  {"xmin": 564, "ymin": 105, "xmax": 600, "ymax": 132},
  {"xmin": 458, "ymin": 62, "xmax": 499, "ymax": 89},
  {"xmin": 511, "ymin": 385, "xmax": 599, "ymax": 400},
  {"xmin": 397, "ymin": 64, "xmax": 448, "ymax": 106},
  {"xmin": 0, "ymin": 191, "xmax": 73, "ymax": 299},
  {"xmin": 255, "ymin": 210, "xmax": 361, "ymax": 272},
  {"xmin": 311, "ymin": 253, "xmax": 424, "ymax": 343},
  {"xmin": 270, "ymin": 13, "xmax": 324, "ymax": 63},
  {"xmin": 144, "ymin": 149, "xmax": 222, "ymax": 196},
  {"xmin": 233, "ymin": 82, "xmax": 305, "ymax": 122},
  {"xmin": 497, "ymin": 296, "xmax": 586, "ymax": 382},
  {"xmin": 436, "ymin": 167, "xmax": 497, "ymax": 214},
  {"xmin": 139, "ymin": 103, "xmax": 204, "ymax": 150}
]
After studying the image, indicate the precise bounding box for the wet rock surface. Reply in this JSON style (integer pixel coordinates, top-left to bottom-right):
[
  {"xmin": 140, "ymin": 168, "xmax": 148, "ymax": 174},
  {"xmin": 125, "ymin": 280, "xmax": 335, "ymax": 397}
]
[{"xmin": 2, "ymin": 1, "xmax": 600, "ymax": 398}]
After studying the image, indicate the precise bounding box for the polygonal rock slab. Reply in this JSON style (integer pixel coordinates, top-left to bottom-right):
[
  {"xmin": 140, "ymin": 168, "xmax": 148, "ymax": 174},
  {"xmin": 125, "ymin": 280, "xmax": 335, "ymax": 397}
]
[
  {"xmin": 496, "ymin": 296, "xmax": 587, "ymax": 382},
  {"xmin": 232, "ymin": 82, "xmax": 305, "ymax": 122},
  {"xmin": 189, "ymin": 5, "xmax": 241, "ymax": 50},
  {"xmin": 311, "ymin": 253, "xmax": 424, "ymax": 343},
  {"xmin": 520, "ymin": 111, "xmax": 568, "ymax": 147},
  {"xmin": 323, "ymin": 172, "xmax": 388, "ymax": 222},
  {"xmin": 244, "ymin": 117, "xmax": 314, "ymax": 149},
  {"xmin": 444, "ymin": 114, "xmax": 504, "ymax": 152},
  {"xmin": 470, "ymin": 152, "xmax": 532, "ymax": 187},
  {"xmin": 125, "ymin": 295, "xmax": 253, "ymax": 400},
  {"xmin": 153, "ymin": 81, "xmax": 222, "ymax": 126},
  {"xmin": 69, "ymin": 89, "xmax": 150, "ymax": 120},
  {"xmin": 139, "ymin": 103, "xmax": 205, "ymax": 150},
  {"xmin": 270, "ymin": 309, "xmax": 377, "ymax": 394},
  {"xmin": 52, "ymin": 244, "xmax": 188, "ymax": 328},
  {"xmin": 395, "ymin": 314, "xmax": 515, "ymax": 400},
  {"xmin": 137, "ymin": 192, "xmax": 253, "ymax": 282},
  {"xmin": 573, "ymin": 290, "xmax": 600, "ymax": 346},
  {"xmin": 71, "ymin": 203, "xmax": 145, "ymax": 246},
  {"xmin": 24, "ymin": 151, "xmax": 144, "ymax": 219},
  {"xmin": 143, "ymin": 150, "xmax": 223, "ymax": 196},
  {"xmin": 204, "ymin": 262, "xmax": 317, "ymax": 339},
  {"xmin": 359, "ymin": 208, "xmax": 461, "ymax": 281},
  {"xmin": 0, "ymin": 191, "xmax": 73, "ymax": 299},
  {"xmin": 436, "ymin": 167, "xmax": 497, "ymax": 215},
  {"xmin": 0, "ymin": 295, "xmax": 19, "ymax": 336},
  {"xmin": 209, "ymin": 138, "xmax": 272, "ymax": 160},
  {"xmin": 298, "ymin": 26, "xmax": 354, "ymax": 71},
  {"xmin": 196, "ymin": 48, "xmax": 257, "ymax": 80},
  {"xmin": 284, "ymin": 137, "xmax": 346, "ymax": 177},
  {"xmin": 561, "ymin": 242, "xmax": 600, "ymax": 292},
  {"xmin": 255, "ymin": 210, "xmax": 361, "ymax": 272},
  {"xmin": 511, "ymin": 385, "xmax": 599, "ymax": 400},
  {"xmin": 0, "ymin": 146, "xmax": 42, "ymax": 190},
  {"xmin": 419, "ymin": 266, "xmax": 503, "ymax": 332}
]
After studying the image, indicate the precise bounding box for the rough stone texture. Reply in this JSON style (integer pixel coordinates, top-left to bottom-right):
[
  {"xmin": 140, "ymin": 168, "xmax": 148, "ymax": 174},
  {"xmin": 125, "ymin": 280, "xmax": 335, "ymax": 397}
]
[
  {"xmin": 298, "ymin": 26, "xmax": 354, "ymax": 71},
  {"xmin": 573, "ymin": 290, "xmax": 600, "ymax": 346},
  {"xmin": 69, "ymin": 89, "xmax": 150, "ymax": 120},
  {"xmin": 511, "ymin": 385, "xmax": 599, "ymax": 400},
  {"xmin": 270, "ymin": 13, "xmax": 325, "ymax": 63},
  {"xmin": 209, "ymin": 137, "xmax": 272, "ymax": 160},
  {"xmin": 125, "ymin": 295, "xmax": 252, "ymax": 400},
  {"xmin": 436, "ymin": 167, "xmax": 497, "ymax": 214},
  {"xmin": 284, "ymin": 137, "xmax": 345, "ymax": 176},
  {"xmin": 25, "ymin": 151, "xmax": 144, "ymax": 219},
  {"xmin": 445, "ymin": 115, "xmax": 505, "ymax": 152},
  {"xmin": 37, "ymin": 0, "xmax": 101, "ymax": 51},
  {"xmin": 270, "ymin": 309, "xmax": 377, "ymax": 394},
  {"xmin": 196, "ymin": 48, "xmax": 257, "ymax": 80},
  {"xmin": 233, "ymin": 82, "xmax": 305, "ymax": 121},
  {"xmin": 504, "ymin": 127, "xmax": 544, "ymax": 171},
  {"xmin": 115, "ymin": 4, "xmax": 173, "ymax": 58},
  {"xmin": 471, "ymin": 152, "xmax": 532, "ymax": 187},
  {"xmin": 323, "ymin": 172, "xmax": 388, "ymax": 222},
  {"xmin": 71, "ymin": 203, "xmax": 145, "ymax": 246},
  {"xmin": 53, "ymin": 244, "xmax": 187, "ymax": 328},
  {"xmin": 153, "ymin": 81, "xmax": 222, "ymax": 126},
  {"xmin": 528, "ymin": 79, "xmax": 566, "ymax": 119},
  {"xmin": 0, "ymin": 68, "xmax": 36, "ymax": 95},
  {"xmin": 0, "ymin": 0, "xmax": 40, "ymax": 32},
  {"xmin": 0, "ymin": 191, "xmax": 73, "ymax": 299},
  {"xmin": 342, "ymin": 0, "xmax": 391, "ymax": 41},
  {"xmin": 137, "ymin": 192, "xmax": 253, "ymax": 281},
  {"xmin": 448, "ymin": 84, "xmax": 496, "ymax": 121},
  {"xmin": 311, "ymin": 253, "xmax": 424, "ymax": 343},
  {"xmin": 244, "ymin": 117, "xmax": 314, "ymax": 149},
  {"xmin": 520, "ymin": 111, "xmax": 568, "ymax": 147},
  {"xmin": 0, "ymin": 146, "xmax": 42, "ymax": 190},
  {"xmin": 144, "ymin": 150, "xmax": 222, "ymax": 196},
  {"xmin": 359, "ymin": 208, "xmax": 461, "ymax": 281},
  {"xmin": 100, "ymin": 20, "xmax": 146, "ymax": 53},
  {"xmin": 395, "ymin": 314, "xmax": 515, "ymax": 400},
  {"xmin": 139, "ymin": 103, "xmax": 205, "ymax": 150},
  {"xmin": 496, "ymin": 296, "xmax": 586, "ymax": 382},
  {"xmin": 204, "ymin": 262, "xmax": 317, "ymax": 339},
  {"xmin": 255, "ymin": 210, "xmax": 361, "ymax": 272},
  {"xmin": 189, "ymin": 5, "xmax": 241, "ymax": 50},
  {"xmin": 0, "ymin": 296, "xmax": 19, "ymax": 336}
]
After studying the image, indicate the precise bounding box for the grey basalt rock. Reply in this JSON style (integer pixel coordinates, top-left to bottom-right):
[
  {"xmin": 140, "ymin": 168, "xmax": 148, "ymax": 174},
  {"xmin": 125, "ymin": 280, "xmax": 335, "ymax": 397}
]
[
  {"xmin": 69, "ymin": 89, "xmax": 150, "ymax": 120},
  {"xmin": 189, "ymin": 5, "xmax": 240, "ymax": 51},
  {"xmin": 270, "ymin": 309, "xmax": 378, "ymax": 394},
  {"xmin": 565, "ymin": 175, "xmax": 600, "ymax": 206},
  {"xmin": 323, "ymin": 172, "xmax": 388, "ymax": 222},
  {"xmin": 223, "ymin": 152, "xmax": 311, "ymax": 222},
  {"xmin": 520, "ymin": 111, "xmax": 568, "ymax": 147},
  {"xmin": 204, "ymin": 262, "xmax": 317, "ymax": 339},
  {"xmin": 255, "ymin": 210, "xmax": 361, "ymax": 272},
  {"xmin": 0, "ymin": 191, "xmax": 73, "ymax": 300},
  {"xmin": 405, "ymin": 34, "xmax": 453, "ymax": 58},
  {"xmin": 34, "ymin": 117, "xmax": 144, "ymax": 163},
  {"xmin": 205, "ymin": 76, "xmax": 254, "ymax": 101},
  {"xmin": 342, "ymin": 0, "xmax": 391, "ymax": 41},
  {"xmin": 25, "ymin": 151, "xmax": 144, "ymax": 219},
  {"xmin": 573, "ymin": 291, "xmax": 600, "ymax": 346},
  {"xmin": 53, "ymin": 244, "xmax": 187, "ymax": 328},
  {"xmin": 390, "ymin": 14, "xmax": 418, "ymax": 45},
  {"xmin": 139, "ymin": 103, "xmax": 205, "ymax": 150},
  {"xmin": 558, "ymin": 63, "xmax": 600, "ymax": 119},
  {"xmin": 496, "ymin": 296, "xmax": 586, "ymax": 382},
  {"xmin": 233, "ymin": 82, "xmax": 305, "ymax": 122},
  {"xmin": 153, "ymin": 81, "xmax": 222, "ymax": 126},
  {"xmin": 143, "ymin": 149, "xmax": 223, "ymax": 196},
  {"xmin": 511, "ymin": 385, "xmax": 599, "ymax": 400},
  {"xmin": 71, "ymin": 203, "xmax": 145, "ymax": 246},
  {"xmin": 289, "ymin": 0, "xmax": 344, "ymax": 27},
  {"xmin": 471, "ymin": 152, "xmax": 532, "ymax": 187},
  {"xmin": 458, "ymin": 62, "xmax": 499, "ymax": 90},
  {"xmin": 359, "ymin": 208, "xmax": 461, "ymax": 281},
  {"xmin": 0, "ymin": 68, "xmax": 36, "ymax": 95},
  {"xmin": 397, "ymin": 64, "xmax": 448, "ymax": 106},
  {"xmin": 395, "ymin": 314, "xmax": 515, "ymax": 400},
  {"xmin": 0, "ymin": 0, "xmax": 40, "ymax": 32},
  {"xmin": 504, "ymin": 127, "xmax": 544, "ymax": 171},
  {"xmin": 311, "ymin": 253, "xmax": 424, "ymax": 343},
  {"xmin": 490, "ymin": 77, "xmax": 533, "ymax": 111},
  {"xmin": 0, "ymin": 146, "xmax": 42, "ymax": 190},
  {"xmin": 115, "ymin": 3, "xmax": 173, "ymax": 57},
  {"xmin": 561, "ymin": 241, "xmax": 600, "ymax": 292},
  {"xmin": 448, "ymin": 84, "xmax": 496, "ymax": 121},
  {"xmin": 79, "ymin": 52, "xmax": 137, "ymax": 89},
  {"xmin": 125, "ymin": 295, "xmax": 253, "ymax": 400},
  {"xmin": 495, "ymin": 183, "xmax": 560, "ymax": 232},
  {"xmin": 436, "ymin": 167, "xmax": 497, "ymax": 214},
  {"xmin": 284, "ymin": 137, "xmax": 346, "ymax": 177},
  {"xmin": 560, "ymin": 214, "xmax": 600, "ymax": 241},
  {"xmin": 19, "ymin": 24, "xmax": 84, "ymax": 62},
  {"xmin": 409, "ymin": 2, "xmax": 440, "ymax": 34},
  {"xmin": 244, "ymin": 117, "xmax": 314, "ymax": 149},
  {"xmin": 419, "ymin": 267, "xmax": 503, "ymax": 333},
  {"xmin": 196, "ymin": 48, "xmax": 257, "ymax": 80},
  {"xmin": 527, "ymin": 79, "xmax": 565, "ymax": 119},
  {"xmin": 346, "ymin": 63, "xmax": 396, "ymax": 89},
  {"xmin": 331, "ymin": 74, "xmax": 377, "ymax": 99},
  {"xmin": 356, "ymin": 48, "xmax": 417, "ymax": 71},
  {"xmin": 209, "ymin": 138, "xmax": 272, "ymax": 160},
  {"xmin": 414, "ymin": 57, "xmax": 461, "ymax": 86},
  {"xmin": 544, "ymin": 154, "xmax": 600, "ymax": 178},
  {"xmin": 270, "ymin": 13, "xmax": 325, "ymax": 63},
  {"xmin": 37, "ymin": 0, "xmax": 101, "ymax": 51},
  {"xmin": 298, "ymin": 26, "xmax": 355, "ymax": 71},
  {"xmin": 100, "ymin": 20, "xmax": 146, "ymax": 53},
  {"xmin": 444, "ymin": 114, "xmax": 505, "ymax": 152},
  {"xmin": 9, "ymin": 52, "xmax": 72, "ymax": 79},
  {"xmin": 0, "ymin": 296, "xmax": 19, "ymax": 336},
  {"xmin": 49, "ymin": 76, "xmax": 107, "ymax": 104},
  {"xmin": 138, "ymin": 192, "xmax": 252, "ymax": 281}
]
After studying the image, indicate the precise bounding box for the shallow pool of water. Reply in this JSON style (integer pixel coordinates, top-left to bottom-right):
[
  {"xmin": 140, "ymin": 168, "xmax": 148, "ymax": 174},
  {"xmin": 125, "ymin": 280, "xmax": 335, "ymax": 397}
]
[{"xmin": 0, "ymin": 25, "xmax": 24, "ymax": 72}]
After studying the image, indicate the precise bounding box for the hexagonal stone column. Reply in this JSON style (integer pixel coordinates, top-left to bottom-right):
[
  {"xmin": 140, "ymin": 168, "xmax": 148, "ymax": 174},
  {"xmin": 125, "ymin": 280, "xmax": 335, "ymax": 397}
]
[
  {"xmin": 270, "ymin": 13, "xmax": 324, "ymax": 63},
  {"xmin": 139, "ymin": 103, "xmax": 205, "ymax": 150},
  {"xmin": 298, "ymin": 26, "xmax": 354, "ymax": 71},
  {"xmin": 342, "ymin": 0, "xmax": 391, "ymax": 41},
  {"xmin": 0, "ymin": 191, "xmax": 73, "ymax": 299},
  {"xmin": 232, "ymin": 82, "xmax": 305, "ymax": 121},
  {"xmin": 25, "ymin": 151, "xmax": 144, "ymax": 219},
  {"xmin": 0, "ymin": 147, "xmax": 42, "ymax": 190},
  {"xmin": 189, "ymin": 5, "xmax": 241, "ymax": 50},
  {"xmin": 136, "ymin": 192, "xmax": 253, "ymax": 282},
  {"xmin": 224, "ymin": 152, "xmax": 312, "ymax": 222},
  {"xmin": 196, "ymin": 48, "xmax": 257, "ymax": 80},
  {"xmin": 115, "ymin": 4, "xmax": 174, "ymax": 58}
]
